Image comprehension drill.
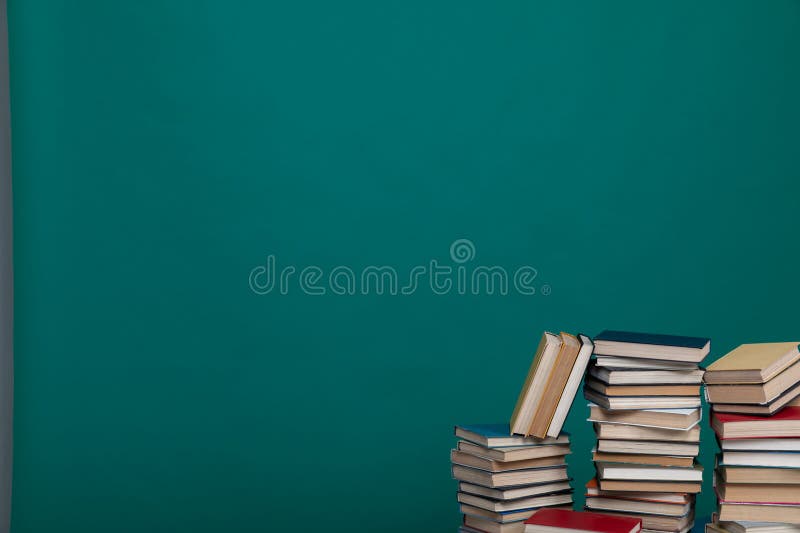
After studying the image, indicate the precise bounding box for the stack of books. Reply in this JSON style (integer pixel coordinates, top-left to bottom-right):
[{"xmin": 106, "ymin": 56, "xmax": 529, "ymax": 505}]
[
  {"xmin": 704, "ymin": 341, "xmax": 800, "ymax": 525},
  {"xmin": 455, "ymin": 330, "xmax": 595, "ymax": 533},
  {"xmin": 453, "ymin": 424, "xmax": 574, "ymax": 533},
  {"xmin": 582, "ymin": 330, "xmax": 710, "ymax": 533}
]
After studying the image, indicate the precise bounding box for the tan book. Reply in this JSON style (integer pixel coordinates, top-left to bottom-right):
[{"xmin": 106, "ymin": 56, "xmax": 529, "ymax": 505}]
[
  {"xmin": 528, "ymin": 333, "xmax": 582, "ymax": 438},
  {"xmin": 586, "ymin": 377, "xmax": 700, "ymax": 397},
  {"xmin": 585, "ymin": 496, "xmax": 691, "ymax": 517},
  {"xmin": 597, "ymin": 462, "xmax": 703, "ymax": 482},
  {"xmin": 705, "ymin": 342, "xmax": 800, "ymax": 384},
  {"xmin": 598, "ymin": 478, "xmax": 701, "ymax": 493},
  {"xmin": 712, "ymin": 408, "xmax": 800, "ymax": 439},
  {"xmin": 585, "ymin": 478, "xmax": 692, "ymax": 503},
  {"xmin": 451, "ymin": 464, "xmax": 568, "ymax": 488},
  {"xmin": 451, "ymin": 449, "xmax": 565, "ymax": 472},
  {"xmin": 597, "ymin": 439, "xmax": 699, "ymax": 457},
  {"xmin": 718, "ymin": 503, "xmax": 800, "ymax": 523},
  {"xmin": 594, "ymin": 422, "xmax": 700, "ymax": 443},
  {"xmin": 706, "ymin": 358, "xmax": 800, "ymax": 404},
  {"xmin": 460, "ymin": 503, "xmax": 572, "ymax": 524},
  {"xmin": 584, "ymin": 388, "xmax": 701, "ymax": 410},
  {"xmin": 719, "ymin": 521, "xmax": 800, "ymax": 533},
  {"xmin": 547, "ymin": 334, "xmax": 594, "ymax": 437},
  {"xmin": 589, "ymin": 365, "xmax": 705, "ymax": 385},
  {"xmin": 588, "ymin": 403, "xmax": 701, "ymax": 431},
  {"xmin": 712, "ymin": 381, "xmax": 800, "ymax": 415},
  {"xmin": 719, "ymin": 465, "xmax": 800, "ymax": 484},
  {"xmin": 717, "ymin": 481, "xmax": 800, "ymax": 504},
  {"xmin": 592, "ymin": 450, "xmax": 695, "ymax": 468},
  {"xmin": 510, "ymin": 332, "xmax": 562, "ymax": 436},
  {"xmin": 457, "ymin": 440, "xmax": 571, "ymax": 463}
]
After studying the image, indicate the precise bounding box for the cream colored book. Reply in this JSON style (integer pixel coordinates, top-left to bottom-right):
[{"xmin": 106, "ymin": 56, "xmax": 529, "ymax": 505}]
[
  {"xmin": 547, "ymin": 334, "xmax": 593, "ymax": 437},
  {"xmin": 705, "ymin": 342, "xmax": 800, "ymax": 384},
  {"xmin": 510, "ymin": 332, "xmax": 562, "ymax": 436},
  {"xmin": 528, "ymin": 333, "xmax": 581, "ymax": 438}
]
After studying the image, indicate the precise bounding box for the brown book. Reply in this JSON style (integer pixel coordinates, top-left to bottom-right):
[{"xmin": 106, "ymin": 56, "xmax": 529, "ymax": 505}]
[
  {"xmin": 719, "ymin": 465, "xmax": 800, "ymax": 484},
  {"xmin": 586, "ymin": 377, "xmax": 700, "ymax": 397},
  {"xmin": 712, "ymin": 408, "xmax": 800, "ymax": 439},
  {"xmin": 705, "ymin": 342, "xmax": 800, "ymax": 384},
  {"xmin": 717, "ymin": 480, "xmax": 800, "ymax": 504},
  {"xmin": 592, "ymin": 450, "xmax": 695, "ymax": 468},
  {"xmin": 528, "ymin": 333, "xmax": 582, "ymax": 438},
  {"xmin": 585, "ymin": 496, "xmax": 691, "ymax": 517},
  {"xmin": 598, "ymin": 478, "xmax": 701, "ymax": 493},
  {"xmin": 594, "ymin": 422, "xmax": 700, "ymax": 443},
  {"xmin": 464, "ymin": 512, "xmax": 568, "ymax": 533},
  {"xmin": 457, "ymin": 491, "xmax": 573, "ymax": 513},
  {"xmin": 718, "ymin": 503, "xmax": 800, "ymax": 523},
  {"xmin": 706, "ymin": 358, "xmax": 800, "ymax": 404},
  {"xmin": 712, "ymin": 381, "xmax": 800, "ymax": 415},
  {"xmin": 510, "ymin": 332, "xmax": 562, "ymax": 436},
  {"xmin": 457, "ymin": 440, "xmax": 571, "ymax": 463},
  {"xmin": 459, "ymin": 481, "xmax": 573, "ymax": 501},
  {"xmin": 585, "ymin": 478, "xmax": 692, "ymax": 503},
  {"xmin": 585, "ymin": 388, "xmax": 701, "ymax": 410},
  {"xmin": 597, "ymin": 462, "xmax": 703, "ymax": 483},
  {"xmin": 588, "ymin": 404, "xmax": 701, "ymax": 431},
  {"xmin": 597, "ymin": 439, "xmax": 699, "ymax": 457},
  {"xmin": 450, "ymin": 450, "xmax": 564, "ymax": 472}
]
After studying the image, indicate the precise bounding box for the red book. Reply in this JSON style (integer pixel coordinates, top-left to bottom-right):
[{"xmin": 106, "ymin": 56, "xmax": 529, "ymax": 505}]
[
  {"xmin": 524, "ymin": 509, "xmax": 642, "ymax": 533},
  {"xmin": 712, "ymin": 407, "xmax": 800, "ymax": 439}
]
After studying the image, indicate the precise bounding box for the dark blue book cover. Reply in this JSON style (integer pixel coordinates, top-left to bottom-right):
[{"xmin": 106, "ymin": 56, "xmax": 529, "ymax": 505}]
[{"xmin": 594, "ymin": 330, "xmax": 709, "ymax": 349}]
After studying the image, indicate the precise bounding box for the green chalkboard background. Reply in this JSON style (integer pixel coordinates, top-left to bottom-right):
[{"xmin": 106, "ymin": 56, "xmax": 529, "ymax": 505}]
[{"xmin": 8, "ymin": 1, "xmax": 800, "ymax": 532}]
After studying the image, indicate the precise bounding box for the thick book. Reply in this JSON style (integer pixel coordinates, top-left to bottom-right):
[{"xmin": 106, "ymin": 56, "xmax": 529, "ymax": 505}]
[
  {"xmin": 594, "ymin": 422, "xmax": 700, "ymax": 443},
  {"xmin": 591, "ymin": 450, "xmax": 695, "ymax": 468},
  {"xmin": 711, "ymin": 408, "xmax": 800, "ymax": 439},
  {"xmin": 589, "ymin": 365, "xmax": 705, "ymax": 385},
  {"xmin": 547, "ymin": 335, "xmax": 594, "ymax": 438},
  {"xmin": 719, "ymin": 465, "xmax": 800, "ymax": 484},
  {"xmin": 584, "ymin": 496, "xmax": 691, "ymax": 518},
  {"xmin": 718, "ymin": 521, "xmax": 800, "ymax": 533},
  {"xmin": 597, "ymin": 439, "xmax": 699, "ymax": 457},
  {"xmin": 592, "ymin": 330, "xmax": 710, "ymax": 363},
  {"xmin": 585, "ymin": 388, "xmax": 701, "ymax": 410},
  {"xmin": 585, "ymin": 377, "xmax": 700, "ymax": 397},
  {"xmin": 457, "ymin": 440, "xmax": 571, "ymax": 462},
  {"xmin": 461, "ymin": 503, "xmax": 544, "ymax": 524},
  {"xmin": 585, "ymin": 478, "xmax": 692, "ymax": 504},
  {"xmin": 458, "ymin": 491, "xmax": 573, "ymax": 513},
  {"xmin": 452, "ymin": 464, "xmax": 569, "ymax": 488},
  {"xmin": 510, "ymin": 333, "xmax": 563, "ymax": 436},
  {"xmin": 523, "ymin": 508, "xmax": 642, "ymax": 533},
  {"xmin": 706, "ymin": 358, "xmax": 800, "ymax": 404},
  {"xmin": 705, "ymin": 342, "xmax": 800, "ymax": 384},
  {"xmin": 455, "ymin": 424, "xmax": 570, "ymax": 448},
  {"xmin": 596, "ymin": 462, "xmax": 703, "ymax": 482},
  {"xmin": 459, "ymin": 481, "xmax": 573, "ymax": 501},
  {"xmin": 451, "ymin": 449, "xmax": 566, "ymax": 472},
  {"xmin": 597, "ymin": 478, "xmax": 701, "ymax": 493},
  {"xmin": 528, "ymin": 333, "xmax": 583, "ymax": 438},
  {"xmin": 712, "ymin": 381, "xmax": 800, "ymax": 416},
  {"xmin": 588, "ymin": 403, "xmax": 701, "ymax": 431},
  {"xmin": 716, "ymin": 479, "xmax": 800, "ymax": 504},
  {"xmin": 718, "ymin": 503, "xmax": 800, "ymax": 523}
]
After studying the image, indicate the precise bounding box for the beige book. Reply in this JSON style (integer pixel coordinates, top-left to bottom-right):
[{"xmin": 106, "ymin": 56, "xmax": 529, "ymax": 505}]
[
  {"xmin": 595, "ymin": 422, "xmax": 700, "ymax": 442},
  {"xmin": 547, "ymin": 334, "xmax": 594, "ymax": 437},
  {"xmin": 586, "ymin": 377, "xmax": 700, "ymax": 397},
  {"xmin": 712, "ymin": 381, "xmax": 800, "ymax": 415},
  {"xmin": 457, "ymin": 440, "xmax": 571, "ymax": 463},
  {"xmin": 528, "ymin": 333, "xmax": 581, "ymax": 438},
  {"xmin": 510, "ymin": 332, "xmax": 562, "ymax": 435},
  {"xmin": 457, "ymin": 491, "xmax": 572, "ymax": 513},
  {"xmin": 719, "ymin": 465, "xmax": 800, "ymax": 484},
  {"xmin": 451, "ymin": 464, "xmax": 568, "ymax": 488},
  {"xmin": 592, "ymin": 450, "xmax": 695, "ymax": 468},
  {"xmin": 459, "ymin": 481, "xmax": 572, "ymax": 501},
  {"xmin": 588, "ymin": 403, "xmax": 700, "ymax": 431},
  {"xmin": 705, "ymin": 342, "xmax": 800, "ymax": 384},
  {"xmin": 597, "ymin": 510, "xmax": 694, "ymax": 531},
  {"xmin": 450, "ymin": 449, "xmax": 565, "ymax": 472},
  {"xmin": 718, "ymin": 481, "xmax": 800, "ymax": 504},
  {"xmin": 598, "ymin": 478, "xmax": 701, "ymax": 493},
  {"xmin": 707, "ymin": 357, "xmax": 800, "ymax": 404},
  {"xmin": 585, "ymin": 496, "xmax": 691, "ymax": 517},
  {"xmin": 718, "ymin": 503, "xmax": 800, "ymax": 523},
  {"xmin": 597, "ymin": 439, "xmax": 699, "ymax": 457}
]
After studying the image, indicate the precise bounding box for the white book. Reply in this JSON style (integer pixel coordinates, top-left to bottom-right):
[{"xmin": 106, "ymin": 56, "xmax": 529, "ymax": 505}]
[
  {"xmin": 546, "ymin": 335, "xmax": 593, "ymax": 437},
  {"xmin": 597, "ymin": 462, "xmax": 703, "ymax": 482},
  {"xmin": 722, "ymin": 451, "xmax": 800, "ymax": 468},
  {"xmin": 721, "ymin": 438, "xmax": 800, "ymax": 452}
]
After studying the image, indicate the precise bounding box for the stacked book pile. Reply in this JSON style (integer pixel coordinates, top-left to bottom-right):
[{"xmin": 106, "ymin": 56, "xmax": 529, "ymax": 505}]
[
  {"xmin": 454, "ymin": 331, "xmax": 595, "ymax": 533},
  {"xmin": 582, "ymin": 330, "xmax": 710, "ymax": 533},
  {"xmin": 453, "ymin": 424, "xmax": 574, "ymax": 533},
  {"xmin": 704, "ymin": 342, "xmax": 800, "ymax": 525}
]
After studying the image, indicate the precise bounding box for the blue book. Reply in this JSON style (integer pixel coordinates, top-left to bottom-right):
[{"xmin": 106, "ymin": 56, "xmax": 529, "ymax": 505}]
[
  {"xmin": 455, "ymin": 424, "xmax": 569, "ymax": 448},
  {"xmin": 593, "ymin": 330, "xmax": 710, "ymax": 363}
]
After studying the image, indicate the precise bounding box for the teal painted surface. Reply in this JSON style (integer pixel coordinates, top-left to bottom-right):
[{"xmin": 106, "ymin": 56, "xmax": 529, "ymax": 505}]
[{"xmin": 8, "ymin": 1, "xmax": 800, "ymax": 531}]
